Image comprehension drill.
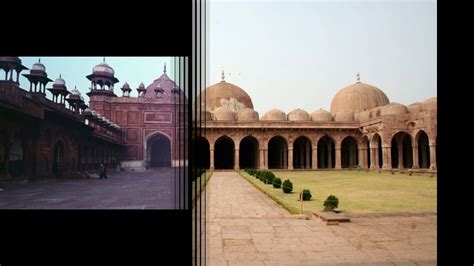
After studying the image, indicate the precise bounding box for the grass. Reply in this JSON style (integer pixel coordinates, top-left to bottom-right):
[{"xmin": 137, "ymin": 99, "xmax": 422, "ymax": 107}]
[
  {"xmin": 192, "ymin": 170, "xmax": 212, "ymax": 206},
  {"xmin": 239, "ymin": 170, "xmax": 436, "ymax": 215}
]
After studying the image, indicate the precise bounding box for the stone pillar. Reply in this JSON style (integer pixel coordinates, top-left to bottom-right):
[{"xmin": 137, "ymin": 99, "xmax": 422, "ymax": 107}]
[
  {"xmin": 429, "ymin": 144, "xmax": 436, "ymax": 170},
  {"xmin": 358, "ymin": 147, "xmax": 367, "ymax": 169},
  {"xmin": 421, "ymin": 144, "xmax": 428, "ymax": 168},
  {"xmin": 259, "ymin": 149, "xmax": 265, "ymax": 169},
  {"xmin": 312, "ymin": 147, "xmax": 318, "ymax": 170},
  {"xmin": 327, "ymin": 144, "xmax": 333, "ymax": 168},
  {"xmin": 16, "ymin": 70, "xmax": 20, "ymax": 83},
  {"xmin": 210, "ymin": 149, "xmax": 215, "ymax": 171},
  {"xmin": 234, "ymin": 149, "xmax": 239, "ymax": 171},
  {"xmin": 370, "ymin": 148, "xmax": 377, "ymax": 169},
  {"xmin": 306, "ymin": 142, "xmax": 310, "ymax": 169},
  {"xmin": 335, "ymin": 146, "xmax": 341, "ymax": 170},
  {"xmin": 382, "ymin": 145, "xmax": 391, "ymax": 169},
  {"xmin": 412, "ymin": 145, "xmax": 419, "ymax": 169},
  {"xmin": 264, "ymin": 149, "xmax": 268, "ymax": 170},
  {"xmin": 397, "ymin": 141, "xmax": 404, "ymax": 169},
  {"xmin": 288, "ymin": 148, "xmax": 293, "ymax": 170}
]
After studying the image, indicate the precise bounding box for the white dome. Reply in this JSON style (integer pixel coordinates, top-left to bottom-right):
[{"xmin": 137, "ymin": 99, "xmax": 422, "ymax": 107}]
[{"xmin": 93, "ymin": 62, "xmax": 114, "ymax": 75}]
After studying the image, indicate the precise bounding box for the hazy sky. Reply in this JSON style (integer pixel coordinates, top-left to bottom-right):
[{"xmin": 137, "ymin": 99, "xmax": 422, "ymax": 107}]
[
  {"xmin": 18, "ymin": 57, "xmax": 174, "ymax": 104},
  {"xmin": 209, "ymin": 0, "xmax": 437, "ymax": 114}
]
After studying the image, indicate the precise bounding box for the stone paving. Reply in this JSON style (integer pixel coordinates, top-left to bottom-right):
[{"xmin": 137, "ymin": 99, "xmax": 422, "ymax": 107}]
[
  {"xmin": 0, "ymin": 168, "xmax": 178, "ymax": 209},
  {"xmin": 206, "ymin": 171, "xmax": 436, "ymax": 265}
]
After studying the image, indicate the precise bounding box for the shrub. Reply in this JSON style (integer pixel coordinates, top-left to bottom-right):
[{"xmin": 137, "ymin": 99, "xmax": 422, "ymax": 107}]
[
  {"xmin": 273, "ymin": 177, "xmax": 282, "ymax": 188},
  {"xmin": 300, "ymin": 189, "xmax": 312, "ymax": 201},
  {"xmin": 264, "ymin": 171, "xmax": 276, "ymax": 185},
  {"xmin": 323, "ymin": 195, "xmax": 339, "ymax": 211},
  {"xmin": 249, "ymin": 169, "xmax": 257, "ymax": 176},
  {"xmin": 356, "ymin": 165, "xmax": 361, "ymax": 171},
  {"xmin": 282, "ymin": 179, "xmax": 293, "ymax": 193}
]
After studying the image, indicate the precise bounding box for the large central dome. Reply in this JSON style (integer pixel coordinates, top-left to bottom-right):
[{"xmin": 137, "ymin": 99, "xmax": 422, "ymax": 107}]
[
  {"xmin": 330, "ymin": 78, "xmax": 389, "ymax": 114},
  {"xmin": 200, "ymin": 73, "xmax": 254, "ymax": 112}
]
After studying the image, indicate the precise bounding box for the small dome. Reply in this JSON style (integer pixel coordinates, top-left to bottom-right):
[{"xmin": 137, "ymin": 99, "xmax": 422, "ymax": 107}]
[
  {"xmin": 70, "ymin": 88, "xmax": 80, "ymax": 95},
  {"xmin": 262, "ymin": 108, "xmax": 286, "ymax": 121},
  {"xmin": 237, "ymin": 108, "xmax": 259, "ymax": 121},
  {"xmin": 311, "ymin": 108, "xmax": 333, "ymax": 122},
  {"xmin": 333, "ymin": 111, "xmax": 355, "ymax": 122},
  {"xmin": 288, "ymin": 108, "xmax": 310, "ymax": 121},
  {"xmin": 357, "ymin": 110, "xmax": 371, "ymax": 122},
  {"xmin": 370, "ymin": 106, "xmax": 383, "ymax": 118},
  {"xmin": 407, "ymin": 102, "xmax": 422, "ymax": 113},
  {"xmin": 93, "ymin": 61, "xmax": 115, "ymax": 75},
  {"xmin": 381, "ymin": 103, "xmax": 408, "ymax": 116},
  {"xmin": 331, "ymin": 79, "xmax": 390, "ymax": 113},
  {"xmin": 122, "ymin": 82, "xmax": 130, "ymax": 89},
  {"xmin": 53, "ymin": 75, "xmax": 66, "ymax": 86},
  {"xmin": 139, "ymin": 82, "xmax": 145, "ymax": 88},
  {"xmin": 421, "ymin": 97, "xmax": 437, "ymax": 111},
  {"xmin": 213, "ymin": 106, "xmax": 235, "ymax": 121},
  {"xmin": 32, "ymin": 60, "xmax": 46, "ymax": 72}
]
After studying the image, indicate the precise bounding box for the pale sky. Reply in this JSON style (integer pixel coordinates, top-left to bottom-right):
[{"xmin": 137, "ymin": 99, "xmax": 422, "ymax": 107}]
[
  {"xmin": 209, "ymin": 0, "xmax": 437, "ymax": 114},
  {"xmin": 18, "ymin": 57, "xmax": 174, "ymax": 104}
]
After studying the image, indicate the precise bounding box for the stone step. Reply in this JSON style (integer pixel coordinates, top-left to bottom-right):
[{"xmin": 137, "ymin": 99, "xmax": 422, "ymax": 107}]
[{"xmin": 313, "ymin": 210, "xmax": 351, "ymax": 225}]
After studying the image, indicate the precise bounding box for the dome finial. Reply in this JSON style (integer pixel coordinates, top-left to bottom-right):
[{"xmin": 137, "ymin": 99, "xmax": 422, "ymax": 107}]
[
  {"xmin": 103, "ymin": 57, "xmax": 106, "ymax": 63},
  {"xmin": 221, "ymin": 67, "xmax": 225, "ymax": 82},
  {"xmin": 38, "ymin": 58, "xmax": 41, "ymax": 63},
  {"xmin": 356, "ymin": 73, "xmax": 361, "ymax": 83},
  {"xmin": 164, "ymin": 62, "xmax": 167, "ymax": 73}
]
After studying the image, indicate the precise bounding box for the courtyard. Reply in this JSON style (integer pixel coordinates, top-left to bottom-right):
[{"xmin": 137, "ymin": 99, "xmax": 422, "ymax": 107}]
[
  {"xmin": 0, "ymin": 168, "xmax": 176, "ymax": 209},
  {"xmin": 207, "ymin": 171, "xmax": 437, "ymax": 265}
]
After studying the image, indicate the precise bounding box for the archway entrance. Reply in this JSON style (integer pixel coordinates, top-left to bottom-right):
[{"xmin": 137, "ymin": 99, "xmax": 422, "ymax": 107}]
[
  {"xmin": 215, "ymin": 136, "xmax": 234, "ymax": 169},
  {"xmin": 53, "ymin": 141, "xmax": 65, "ymax": 176},
  {"xmin": 341, "ymin": 136, "xmax": 358, "ymax": 168},
  {"xmin": 268, "ymin": 136, "xmax": 288, "ymax": 169},
  {"xmin": 417, "ymin": 131, "xmax": 430, "ymax": 169},
  {"xmin": 146, "ymin": 133, "xmax": 171, "ymax": 167},
  {"xmin": 391, "ymin": 131, "xmax": 413, "ymax": 169},
  {"xmin": 293, "ymin": 136, "xmax": 312, "ymax": 169},
  {"xmin": 194, "ymin": 137, "xmax": 210, "ymax": 169},
  {"xmin": 240, "ymin": 136, "xmax": 259, "ymax": 169},
  {"xmin": 317, "ymin": 136, "xmax": 335, "ymax": 169}
]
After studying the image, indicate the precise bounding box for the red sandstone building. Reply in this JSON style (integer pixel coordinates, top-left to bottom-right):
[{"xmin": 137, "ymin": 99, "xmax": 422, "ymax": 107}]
[
  {"xmin": 0, "ymin": 57, "xmax": 187, "ymax": 180},
  {"xmin": 195, "ymin": 71, "xmax": 437, "ymax": 173}
]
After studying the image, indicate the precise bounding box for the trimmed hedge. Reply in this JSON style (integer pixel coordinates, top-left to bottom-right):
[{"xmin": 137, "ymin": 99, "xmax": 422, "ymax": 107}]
[
  {"xmin": 300, "ymin": 189, "xmax": 312, "ymax": 201},
  {"xmin": 273, "ymin": 177, "xmax": 282, "ymax": 188},
  {"xmin": 282, "ymin": 179, "xmax": 293, "ymax": 193},
  {"xmin": 323, "ymin": 195, "xmax": 339, "ymax": 211}
]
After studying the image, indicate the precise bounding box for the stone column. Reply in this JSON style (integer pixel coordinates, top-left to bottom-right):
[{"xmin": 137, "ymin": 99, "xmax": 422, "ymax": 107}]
[
  {"xmin": 306, "ymin": 142, "xmax": 310, "ymax": 169},
  {"xmin": 327, "ymin": 144, "xmax": 333, "ymax": 168},
  {"xmin": 358, "ymin": 147, "xmax": 367, "ymax": 169},
  {"xmin": 288, "ymin": 148, "xmax": 293, "ymax": 170},
  {"xmin": 412, "ymin": 145, "xmax": 419, "ymax": 169},
  {"xmin": 370, "ymin": 148, "xmax": 377, "ymax": 169},
  {"xmin": 429, "ymin": 144, "xmax": 437, "ymax": 170},
  {"xmin": 259, "ymin": 149, "xmax": 265, "ymax": 169},
  {"xmin": 335, "ymin": 146, "xmax": 341, "ymax": 170},
  {"xmin": 16, "ymin": 70, "xmax": 20, "ymax": 83},
  {"xmin": 210, "ymin": 149, "xmax": 215, "ymax": 171},
  {"xmin": 263, "ymin": 149, "xmax": 268, "ymax": 170},
  {"xmin": 234, "ymin": 149, "xmax": 240, "ymax": 171},
  {"xmin": 397, "ymin": 141, "xmax": 404, "ymax": 169},
  {"xmin": 312, "ymin": 147, "xmax": 318, "ymax": 170},
  {"xmin": 382, "ymin": 145, "xmax": 391, "ymax": 169}
]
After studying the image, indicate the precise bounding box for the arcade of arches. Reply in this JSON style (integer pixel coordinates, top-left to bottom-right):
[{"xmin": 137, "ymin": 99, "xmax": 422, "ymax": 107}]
[{"xmin": 193, "ymin": 129, "xmax": 436, "ymax": 171}]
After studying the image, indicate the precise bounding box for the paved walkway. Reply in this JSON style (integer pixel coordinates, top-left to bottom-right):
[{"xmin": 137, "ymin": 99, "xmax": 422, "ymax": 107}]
[
  {"xmin": 206, "ymin": 171, "xmax": 436, "ymax": 265},
  {"xmin": 0, "ymin": 168, "xmax": 177, "ymax": 209}
]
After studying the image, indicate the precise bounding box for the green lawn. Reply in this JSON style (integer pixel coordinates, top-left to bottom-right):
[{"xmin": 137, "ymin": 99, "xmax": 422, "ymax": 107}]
[
  {"xmin": 239, "ymin": 170, "xmax": 436, "ymax": 215},
  {"xmin": 192, "ymin": 170, "xmax": 212, "ymax": 206}
]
